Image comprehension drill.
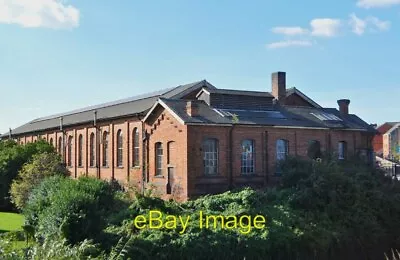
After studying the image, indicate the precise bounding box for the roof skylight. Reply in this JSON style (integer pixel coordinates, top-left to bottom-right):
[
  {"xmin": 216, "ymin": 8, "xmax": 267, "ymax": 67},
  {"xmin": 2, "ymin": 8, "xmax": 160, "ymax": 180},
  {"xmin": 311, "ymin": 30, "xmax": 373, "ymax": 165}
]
[{"xmin": 310, "ymin": 112, "xmax": 342, "ymax": 121}]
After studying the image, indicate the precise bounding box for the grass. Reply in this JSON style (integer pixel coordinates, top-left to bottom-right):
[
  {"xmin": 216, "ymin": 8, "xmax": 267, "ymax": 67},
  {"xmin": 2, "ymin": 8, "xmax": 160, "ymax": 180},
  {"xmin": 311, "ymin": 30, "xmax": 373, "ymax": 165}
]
[{"xmin": 0, "ymin": 212, "xmax": 24, "ymax": 233}]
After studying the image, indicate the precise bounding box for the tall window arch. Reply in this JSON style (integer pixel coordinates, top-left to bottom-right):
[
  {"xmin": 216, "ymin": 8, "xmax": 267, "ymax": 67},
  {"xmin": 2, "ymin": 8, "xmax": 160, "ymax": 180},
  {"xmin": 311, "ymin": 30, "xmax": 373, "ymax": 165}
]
[
  {"xmin": 155, "ymin": 142, "xmax": 163, "ymax": 176},
  {"xmin": 132, "ymin": 128, "xmax": 140, "ymax": 167},
  {"xmin": 58, "ymin": 136, "xmax": 62, "ymax": 155},
  {"xmin": 307, "ymin": 140, "xmax": 321, "ymax": 159},
  {"xmin": 276, "ymin": 139, "xmax": 289, "ymax": 161},
  {"xmin": 117, "ymin": 130, "xmax": 123, "ymax": 167},
  {"xmin": 338, "ymin": 141, "xmax": 347, "ymax": 160},
  {"xmin": 241, "ymin": 139, "xmax": 255, "ymax": 174},
  {"xmin": 49, "ymin": 138, "xmax": 53, "ymax": 147},
  {"xmin": 102, "ymin": 131, "xmax": 109, "ymax": 167},
  {"xmin": 67, "ymin": 136, "xmax": 73, "ymax": 167},
  {"xmin": 203, "ymin": 138, "xmax": 219, "ymax": 175},
  {"xmin": 78, "ymin": 135, "xmax": 83, "ymax": 167},
  {"xmin": 89, "ymin": 133, "xmax": 95, "ymax": 167}
]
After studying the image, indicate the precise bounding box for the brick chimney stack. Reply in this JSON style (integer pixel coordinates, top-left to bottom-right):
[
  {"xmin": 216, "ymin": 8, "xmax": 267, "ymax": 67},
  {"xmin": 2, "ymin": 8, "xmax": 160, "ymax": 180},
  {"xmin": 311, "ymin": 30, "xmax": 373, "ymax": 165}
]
[
  {"xmin": 186, "ymin": 101, "xmax": 199, "ymax": 117},
  {"xmin": 337, "ymin": 99, "xmax": 350, "ymax": 116},
  {"xmin": 272, "ymin": 72, "xmax": 286, "ymax": 104}
]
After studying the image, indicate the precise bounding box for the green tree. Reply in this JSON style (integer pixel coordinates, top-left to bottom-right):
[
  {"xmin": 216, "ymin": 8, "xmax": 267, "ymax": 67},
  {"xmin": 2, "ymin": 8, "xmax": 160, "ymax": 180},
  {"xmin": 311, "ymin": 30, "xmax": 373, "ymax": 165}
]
[
  {"xmin": 10, "ymin": 152, "xmax": 69, "ymax": 210},
  {"xmin": 0, "ymin": 139, "xmax": 55, "ymax": 210}
]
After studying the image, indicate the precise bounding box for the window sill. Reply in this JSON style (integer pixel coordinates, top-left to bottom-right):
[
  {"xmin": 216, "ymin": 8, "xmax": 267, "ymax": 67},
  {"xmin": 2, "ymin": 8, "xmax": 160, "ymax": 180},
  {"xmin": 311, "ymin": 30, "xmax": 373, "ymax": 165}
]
[
  {"xmin": 102, "ymin": 166, "xmax": 109, "ymax": 169},
  {"xmin": 203, "ymin": 174, "xmax": 221, "ymax": 178},
  {"xmin": 116, "ymin": 166, "xmax": 124, "ymax": 169},
  {"xmin": 154, "ymin": 175, "xmax": 164, "ymax": 178},
  {"xmin": 240, "ymin": 173, "xmax": 258, "ymax": 177},
  {"xmin": 77, "ymin": 166, "xmax": 84, "ymax": 168},
  {"xmin": 131, "ymin": 166, "xmax": 140, "ymax": 169},
  {"xmin": 89, "ymin": 166, "xmax": 97, "ymax": 169}
]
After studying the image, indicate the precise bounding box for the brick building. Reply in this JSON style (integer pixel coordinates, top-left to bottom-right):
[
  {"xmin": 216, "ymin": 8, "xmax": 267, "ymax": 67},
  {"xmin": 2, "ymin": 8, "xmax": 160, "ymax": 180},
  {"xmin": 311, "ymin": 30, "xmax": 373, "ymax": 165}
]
[
  {"xmin": 373, "ymin": 122, "xmax": 399, "ymax": 157},
  {"xmin": 2, "ymin": 72, "xmax": 376, "ymax": 201}
]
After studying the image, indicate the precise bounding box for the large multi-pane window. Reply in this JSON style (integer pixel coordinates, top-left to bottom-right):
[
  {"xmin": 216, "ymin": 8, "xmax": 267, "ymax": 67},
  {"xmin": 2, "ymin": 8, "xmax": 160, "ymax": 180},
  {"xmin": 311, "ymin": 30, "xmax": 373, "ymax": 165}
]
[
  {"xmin": 67, "ymin": 136, "xmax": 73, "ymax": 167},
  {"xmin": 102, "ymin": 131, "xmax": 109, "ymax": 167},
  {"xmin": 338, "ymin": 141, "xmax": 347, "ymax": 160},
  {"xmin": 78, "ymin": 134, "xmax": 83, "ymax": 167},
  {"xmin": 241, "ymin": 139, "xmax": 255, "ymax": 174},
  {"xmin": 117, "ymin": 130, "xmax": 123, "ymax": 167},
  {"xmin": 89, "ymin": 133, "xmax": 95, "ymax": 167},
  {"xmin": 132, "ymin": 128, "xmax": 140, "ymax": 167},
  {"xmin": 155, "ymin": 142, "xmax": 163, "ymax": 176},
  {"xmin": 203, "ymin": 138, "xmax": 219, "ymax": 175}
]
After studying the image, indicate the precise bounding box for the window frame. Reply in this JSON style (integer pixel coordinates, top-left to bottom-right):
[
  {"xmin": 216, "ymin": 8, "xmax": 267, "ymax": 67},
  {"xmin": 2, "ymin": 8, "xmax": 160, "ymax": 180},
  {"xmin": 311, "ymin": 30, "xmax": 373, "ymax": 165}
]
[
  {"xmin": 241, "ymin": 139, "xmax": 255, "ymax": 174},
  {"xmin": 155, "ymin": 142, "xmax": 163, "ymax": 176},
  {"xmin": 116, "ymin": 130, "xmax": 123, "ymax": 167},
  {"xmin": 338, "ymin": 141, "xmax": 347, "ymax": 160},
  {"xmin": 78, "ymin": 134, "xmax": 83, "ymax": 167},
  {"xmin": 202, "ymin": 138, "xmax": 219, "ymax": 175},
  {"xmin": 102, "ymin": 131, "xmax": 109, "ymax": 167},
  {"xmin": 132, "ymin": 128, "xmax": 140, "ymax": 167},
  {"xmin": 67, "ymin": 136, "xmax": 73, "ymax": 167},
  {"xmin": 89, "ymin": 133, "xmax": 95, "ymax": 167}
]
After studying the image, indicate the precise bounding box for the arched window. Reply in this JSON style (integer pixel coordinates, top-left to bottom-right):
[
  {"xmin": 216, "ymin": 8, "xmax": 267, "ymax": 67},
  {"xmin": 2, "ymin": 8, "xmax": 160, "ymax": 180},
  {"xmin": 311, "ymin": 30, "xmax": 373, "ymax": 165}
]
[
  {"xmin": 58, "ymin": 136, "xmax": 62, "ymax": 155},
  {"xmin": 203, "ymin": 138, "xmax": 218, "ymax": 175},
  {"xmin": 338, "ymin": 141, "xmax": 347, "ymax": 160},
  {"xmin": 132, "ymin": 128, "xmax": 140, "ymax": 167},
  {"xmin": 241, "ymin": 139, "xmax": 255, "ymax": 174},
  {"xmin": 89, "ymin": 133, "xmax": 95, "ymax": 167},
  {"xmin": 102, "ymin": 131, "xmax": 109, "ymax": 167},
  {"xmin": 276, "ymin": 139, "xmax": 289, "ymax": 161},
  {"xmin": 117, "ymin": 130, "xmax": 123, "ymax": 167},
  {"xmin": 307, "ymin": 140, "xmax": 321, "ymax": 159},
  {"xmin": 155, "ymin": 142, "xmax": 163, "ymax": 176},
  {"xmin": 49, "ymin": 138, "xmax": 53, "ymax": 147},
  {"xmin": 67, "ymin": 136, "xmax": 73, "ymax": 167},
  {"xmin": 78, "ymin": 135, "xmax": 83, "ymax": 167}
]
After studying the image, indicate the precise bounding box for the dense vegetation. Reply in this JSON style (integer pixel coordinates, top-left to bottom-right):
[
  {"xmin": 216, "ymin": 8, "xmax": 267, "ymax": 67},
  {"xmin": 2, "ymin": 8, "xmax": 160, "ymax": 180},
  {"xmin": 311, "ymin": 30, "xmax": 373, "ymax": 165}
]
[
  {"xmin": 1, "ymin": 140, "xmax": 400, "ymax": 259},
  {"xmin": 0, "ymin": 140, "xmax": 55, "ymax": 210}
]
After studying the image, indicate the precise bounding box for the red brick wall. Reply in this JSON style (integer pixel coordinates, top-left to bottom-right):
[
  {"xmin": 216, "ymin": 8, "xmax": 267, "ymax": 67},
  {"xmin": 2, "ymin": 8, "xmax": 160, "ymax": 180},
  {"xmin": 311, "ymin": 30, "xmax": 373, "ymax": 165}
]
[
  {"xmin": 372, "ymin": 123, "xmax": 392, "ymax": 154},
  {"xmin": 12, "ymin": 115, "xmax": 373, "ymax": 202},
  {"xmin": 285, "ymin": 93, "xmax": 314, "ymax": 107},
  {"xmin": 145, "ymin": 108, "xmax": 188, "ymax": 201}
]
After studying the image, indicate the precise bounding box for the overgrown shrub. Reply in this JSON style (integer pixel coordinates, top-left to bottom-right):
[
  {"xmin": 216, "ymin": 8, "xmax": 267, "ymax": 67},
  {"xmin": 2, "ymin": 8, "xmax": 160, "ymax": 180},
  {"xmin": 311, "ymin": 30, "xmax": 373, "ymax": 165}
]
[
  {"xmin": 24, "ymin": 176, "xmax": 116, "ymax": 245},
  {"xmin": 0, "ymin": 140, "xmax": 54, "ymax": 210},
  {"xmin": 10, "ymin": 152, "xmax": 69, "ymax": 210}
]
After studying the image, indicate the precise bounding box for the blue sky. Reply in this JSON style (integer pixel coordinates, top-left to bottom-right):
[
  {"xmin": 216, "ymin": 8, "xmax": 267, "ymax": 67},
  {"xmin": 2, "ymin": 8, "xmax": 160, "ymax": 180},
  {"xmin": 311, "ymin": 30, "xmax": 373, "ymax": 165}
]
[{"xmin": 0, "ymin": 0, "xmax": 399, "ymax": 134}]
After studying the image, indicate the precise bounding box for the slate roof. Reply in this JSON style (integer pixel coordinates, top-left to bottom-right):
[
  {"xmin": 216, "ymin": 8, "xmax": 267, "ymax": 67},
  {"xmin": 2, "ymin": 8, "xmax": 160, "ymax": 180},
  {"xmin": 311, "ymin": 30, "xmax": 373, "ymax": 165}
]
[
  {"xmin": 4, "ymin": 80, "xmax": 215, "ymax": 137},
  {"xmin": 153, "ymin": 98, "xmax": 376, "ymax": 133},
  {"xmin": 203, "ymin": 88, "xmax": 274, "ymax": 98}
]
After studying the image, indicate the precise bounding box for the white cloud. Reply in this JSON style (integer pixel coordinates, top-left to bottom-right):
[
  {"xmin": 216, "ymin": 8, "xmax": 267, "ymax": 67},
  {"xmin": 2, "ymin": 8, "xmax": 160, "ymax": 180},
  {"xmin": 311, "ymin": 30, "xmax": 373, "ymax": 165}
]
[
  {"xmin": 310, "ymin": 18, "xmax": 342, "ymax": 37},
  {"xmin": 266, "ymin": 40, "xmax": 313, "ymax": 49},
  {"xmin": 0, "ymin": 0, "xmax": 79, "ymax": 29},
  {"xmin": 349, "ymin": 13, "xmax": 367, "ymax": 35},
  {"xmin": 357, "ymin": 0, "xmax": 400, "ymax": 8},
  {"xmin": 349, "ymin": 13, "xmax": 390, "ymax": 35},
  {"xmin": 366, "ymin": 16, "xmax": 391, "ymax": 30},
  {"xmin": 271, "ymin": 26, "xmax": 308, "ymax": 36}
]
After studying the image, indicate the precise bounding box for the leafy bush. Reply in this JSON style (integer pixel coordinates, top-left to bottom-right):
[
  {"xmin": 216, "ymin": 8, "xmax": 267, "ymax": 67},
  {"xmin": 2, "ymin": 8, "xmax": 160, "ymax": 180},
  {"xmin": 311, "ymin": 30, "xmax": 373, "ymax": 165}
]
[
  {"xmin": 24, "ymin": 176, "xmax": 116, "ymax": 245},
  {"xmin": 10, "ymin": 152, "xmax": 69, "ymax": 210},
  {"xmin": 0, "ymin": 140, "xmax": 55, "ymax": 210}
]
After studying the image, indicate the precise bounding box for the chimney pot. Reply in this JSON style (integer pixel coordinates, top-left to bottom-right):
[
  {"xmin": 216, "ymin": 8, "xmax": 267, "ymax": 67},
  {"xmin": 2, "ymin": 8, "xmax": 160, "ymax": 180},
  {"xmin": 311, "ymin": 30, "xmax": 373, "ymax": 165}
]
[
  {"xmin": 337, "ymin": 99, "xmax": 350, "ymax": 115},
  {"xmin": 272, "ymin": 72, "xmax": 286, "ymax": 104},
  {"xmin": 186, "ymin": 101, "xmax": 199, "ymax": 117}
]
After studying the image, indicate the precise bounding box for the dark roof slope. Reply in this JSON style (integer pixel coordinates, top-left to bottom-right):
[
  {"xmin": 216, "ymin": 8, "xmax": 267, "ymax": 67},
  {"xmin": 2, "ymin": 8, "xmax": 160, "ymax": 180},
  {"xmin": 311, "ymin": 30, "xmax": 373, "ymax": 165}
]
[
  {"xmin": 4, "ymin": 80, "xmax": 215, "ymax": 137},
  {"xmin": 154, "ymin": 98, "xmax": 375, "ymax": 132}
]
